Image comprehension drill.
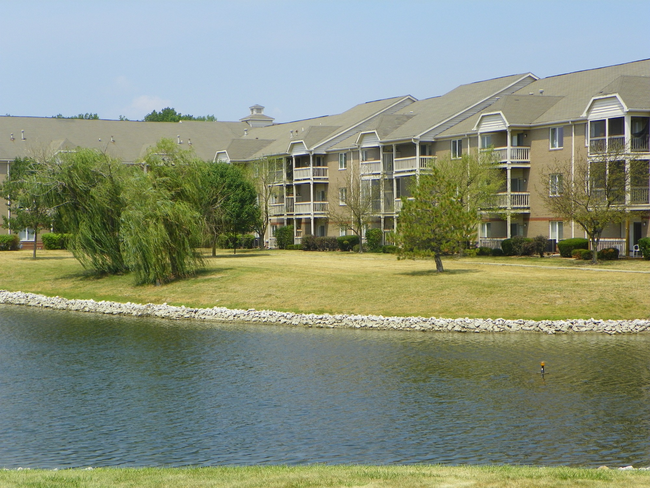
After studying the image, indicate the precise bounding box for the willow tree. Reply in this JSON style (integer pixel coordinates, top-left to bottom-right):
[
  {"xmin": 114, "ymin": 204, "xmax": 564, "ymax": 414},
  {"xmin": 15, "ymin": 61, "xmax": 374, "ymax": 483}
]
[
  {"xmin": 120, "ymin": 139, "xmax": 205, "ymax": 285},
  {"xmin": 396, "ymin": 153, "xmax": 502, "ymax": 272},
  {"xmin": 35, "ymin": 149, "xmax": 129, "ymax": 274}
]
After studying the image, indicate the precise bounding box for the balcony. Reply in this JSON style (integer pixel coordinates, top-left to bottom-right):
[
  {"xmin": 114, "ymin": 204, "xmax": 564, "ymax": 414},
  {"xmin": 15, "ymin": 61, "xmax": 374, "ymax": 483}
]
[
  {"xmin": 360, "ymin": 160, "xmax": 382, "ymax": 176},
  {"xmin": 479, "ymin": 237, "xmax": 505, "ymax": 249},
  {"xmin": 394, "ymin": 197, "xmax": 414, "ymax": 213},
  {"xmin": 490, "ymin": 147, "xmax": 530, "ymax": 165},
  {"xmin": 293, "ymin": 201, "xmax": 329, "ymax": 215},
  {"xmin": 632, "ymin": 136, "xmax": 650, "ymax": 152},
  {"xmin": 495, "ymin": 192, "xmax": 530, "ymax": 209},
  {"xmin": 269, "ymin": 203, "xmax": 285, "ymax": 216},
  {"xmin": 631, "ymin": 187, "xmax": 650, "ymax": 205},
  {"xmin": 394, "ymin": 156, "xmax": 435, "ymax": 174},
  {"xmin": 293, "ymin": 166, "xmax": 328, "ymax": 181},
  {"xmin": 589, "ymin": 136, "xmax": 625, "ymax": 154}
]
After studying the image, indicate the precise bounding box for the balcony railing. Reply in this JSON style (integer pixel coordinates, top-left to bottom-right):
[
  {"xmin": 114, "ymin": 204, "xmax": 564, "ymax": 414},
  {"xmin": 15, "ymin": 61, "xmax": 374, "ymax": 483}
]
[
  {"xmin": 596, "ymin": 238, "xmax": 626, "ymax": 255},
  {"xmin": 360, "ymin": 160, "xmax": 382, "ymax": 175},
  {"xmin": 589, "ymin": 136, "xmax": 625, "ymax": 153},
  {"xmin": 293, "ymin": 201, "xmax": 329, "ymax": 215},
  {"xmin": 285, "ymin": 197, "xmax": 294, "ymax": 213},
  {"xmin": 631, "ymin": 187, "xmax": 650, "ymax": 204},
  {"xmin": 495, "ymin": 192, "xmax": 530, "ymax": 208},
  {"xmin": 490, "ymin": 147, "xmax": 530, "ymax": 164},
  {"xmin": 479, "ymin": 238, "xmax": 505, "ymax": 249},
  {"xmin": 394, "ymin": 156, "xmax": 435, "ymax": 173},
  {"xmin": 394, "ymin": 197, "xmax": 414, "ymax": 213},
  {"xmin": 269, "ymin": 203, "xmax": 285, "ymax": 216},
  {"xmin": 293, "ymin": 166, "xmax": 329, "ymax": 181},
  {"xmin": 631, "ymin": 136, "xmax": 650, "ymax": 152}
]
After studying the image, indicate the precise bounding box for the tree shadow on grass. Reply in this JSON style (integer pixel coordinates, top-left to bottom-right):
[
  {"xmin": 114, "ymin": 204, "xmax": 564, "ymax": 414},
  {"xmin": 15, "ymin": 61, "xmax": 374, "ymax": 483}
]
[
  {"xmin": 398, "ymin": 268, "xmax": 479, "ymax": 277},
  {"xmin": 15, "ymin": 256, "xmax": 73, "ymax": 261},
  {"xmin": 205, "ymin": 252, "xmax": 272, "ymax": 259}
]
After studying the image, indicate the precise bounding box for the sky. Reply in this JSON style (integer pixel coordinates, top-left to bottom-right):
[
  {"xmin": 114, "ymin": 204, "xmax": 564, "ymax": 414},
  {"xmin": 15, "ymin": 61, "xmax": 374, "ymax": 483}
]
[{"xmin": 1, "ymin": 0, "xmax": 649, "ymax": 124}]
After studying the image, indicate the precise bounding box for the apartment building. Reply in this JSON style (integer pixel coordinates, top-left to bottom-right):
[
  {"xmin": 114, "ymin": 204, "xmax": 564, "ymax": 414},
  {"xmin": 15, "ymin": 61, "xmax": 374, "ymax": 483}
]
[{"xmin": 1, "ymin": 59, "xmax": 648, "ymax": 253}]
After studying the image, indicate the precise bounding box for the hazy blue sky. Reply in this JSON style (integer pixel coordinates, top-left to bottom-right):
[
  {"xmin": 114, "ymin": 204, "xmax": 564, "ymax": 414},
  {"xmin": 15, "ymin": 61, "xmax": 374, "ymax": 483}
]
[{"xmin": 2, "ymin": 0, "xmax": 648, "ymax": 123}]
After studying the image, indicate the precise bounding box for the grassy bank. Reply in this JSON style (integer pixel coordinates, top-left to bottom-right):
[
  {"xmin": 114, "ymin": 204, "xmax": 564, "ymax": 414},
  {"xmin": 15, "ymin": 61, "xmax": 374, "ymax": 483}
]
[
  {"xmin": 1, "ymin": 249, "xmax": 649, "ymax": 320},
  {"xmin": 1, "ymin": 465, "xmax": 649, "ymax": 488}
]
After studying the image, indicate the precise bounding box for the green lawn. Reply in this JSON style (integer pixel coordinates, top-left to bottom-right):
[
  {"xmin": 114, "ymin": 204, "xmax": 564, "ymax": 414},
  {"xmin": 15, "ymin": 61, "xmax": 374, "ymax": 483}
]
[
  {"xmin": 1, "ymin": 465, "xmax": 649, "ymax": 488},
  {"xmin": 1, "ymin": 249, "xmax": 649, "ymax": 320}
]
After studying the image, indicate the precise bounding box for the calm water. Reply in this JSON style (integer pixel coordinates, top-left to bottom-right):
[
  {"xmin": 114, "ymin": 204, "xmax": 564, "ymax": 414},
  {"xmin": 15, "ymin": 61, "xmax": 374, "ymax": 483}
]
[{"xmin": 1, "ymin": 304, "xmax": 649, "ymax": 469}]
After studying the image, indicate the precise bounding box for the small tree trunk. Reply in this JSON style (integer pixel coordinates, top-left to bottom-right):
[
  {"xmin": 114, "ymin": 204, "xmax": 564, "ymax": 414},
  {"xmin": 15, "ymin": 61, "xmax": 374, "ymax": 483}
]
[
  {"xmin": 32, "ymin": 229, "xmax": 38, "ymax": 259},
  {"xmin": 591, "ymin": 237, "xmax": 599, "ymax": 264},
  {"xmin": 434, "ymin": 254, "xmax": 444, "ymax": 272}
]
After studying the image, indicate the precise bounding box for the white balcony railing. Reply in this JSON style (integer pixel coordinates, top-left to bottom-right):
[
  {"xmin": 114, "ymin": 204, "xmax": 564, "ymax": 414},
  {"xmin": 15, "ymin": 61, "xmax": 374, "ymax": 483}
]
[
  {"xmin": 269, "ymin": 203, "xmax": 285, "ymax": 216},
  {"xmin": 495, "ymin": 192, "xmax": 530, "ymax": 208},
  {"xmin": 589, "ymin": 136, "xmax": 626, "ymax": 153},
  {"xmin": 479, "ymin": 238, "xmax": 505, "ymax": 249},
  {"xmin": 293, "ymin": 167, "xmax": 329, "ymax": 181},
  {"xmin": 394, "ymin": 156, "xmax": 436, "ymax": 173},
  {"xmin": 631, "ymin": 187, "xmax": 650, "ymax": 204},
  {"xmin": 596, "ymin": 238, "xmax": 626, "ymax": 254},
  {"xmin": 360, "ymin": 160, "xmax": 382, "ymax": 175},
  {"xmin": 490, "ymin": 147, "xmax": 530, "ymax": 163},
  {"xmin": 293, "ymin": 201, "xmax": 329, "ymax": 215}
]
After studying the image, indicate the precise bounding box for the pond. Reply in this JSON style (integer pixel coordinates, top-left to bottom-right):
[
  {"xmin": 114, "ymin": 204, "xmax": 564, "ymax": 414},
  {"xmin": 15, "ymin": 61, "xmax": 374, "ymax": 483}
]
[{"xmin": 1, "ymin": 304, "xmax": 649, "ymax": 468}]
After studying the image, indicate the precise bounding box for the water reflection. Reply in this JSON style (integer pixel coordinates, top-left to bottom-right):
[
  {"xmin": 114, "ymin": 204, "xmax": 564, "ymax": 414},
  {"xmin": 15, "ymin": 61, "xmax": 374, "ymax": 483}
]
[{"xmin": 1, "ymin": 304, "xmax": 649, "ymax": 468}]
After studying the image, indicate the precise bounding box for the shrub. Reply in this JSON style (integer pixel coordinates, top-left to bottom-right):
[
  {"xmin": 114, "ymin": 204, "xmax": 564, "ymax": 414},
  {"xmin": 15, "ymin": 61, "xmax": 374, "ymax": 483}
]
[
  {"xmin": 511, "ymin": 236, "xmax": 534, "ymax": 256},
  {"xmin": 501, "ymin": 238, "xmax": 514, "ymax": 256},
  {"xmin": 240, "ymin": 234, "xmax": 256, "ymax": 249},
  {"xmin": 530, "ymin": 235, "xmax": 548, "ymax": 258},
  {"xmin": 477, "ymin": 246, "xmax": 492, "ymax": 256},
  {"xmin": 382, "ymin": 245, "xmax": 398, "ymax": 254},
  {"xmin": 597, "ymin": 247, "xmax": 619, "ymax": 260},
  {"xmin": 638, "ymin": 237, "xmax": 650, "ymax": 260},
  {"xmin": 0, "ymin": 234, "xmax": 20, "ymax": 251},
  {"xmin": 366, "ymin": 228, "xmax": 383, "ymax": 252},
  {"xmin": 463, "ymin": 249, "xmax": 478, "ymax": 257},
  {"xmin": 301, "ymin": 234, "xmax": 317, "ymax": 251},
  {"xmin": 580, "ymin": 249, "xmax": 593, "ymax": 260},
  {"xmin": 275, "ymin": 225, "xmax": 294, "ymax": 250},
  {"xmin": 286, "ymin": 244, "xmax": 302, "ymax": 250},
  {"xmin": 571, "ymin": 249, "xmax": 584, "ymax": 259},
  {"xmin": 42, "ymin": 233, "xmax": 71, "ymax": 250},
  {"xmin": 317, "ymin": 236, "xmax": 338, "ymax": 251},
  {"xmin": 337, "ymin": 235, "xmax": 360, "ymax": 252},
  {"xmin": 557, "ymin": 238, "xmax": 589, "ymax": 258},
  {"xmin": 491, "ymin": 248, "xmax": 504, "ymax": 257},
  {"xmin": 352, "ymin": 244, "xmax": 360, "ymax": 253}
]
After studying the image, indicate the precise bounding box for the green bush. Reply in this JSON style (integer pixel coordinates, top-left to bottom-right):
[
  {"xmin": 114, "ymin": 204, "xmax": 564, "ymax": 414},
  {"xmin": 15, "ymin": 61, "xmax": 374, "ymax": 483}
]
[
  {"xmin": 337, "ymin": 235, "xmax": 360, "ymax": 252},
  {"xmin": 240, "ymin": 234, "xmax": 256, "ymax": 249},
  {"xmin": 477, "ymin": 246, "xmax": 492, "ymax": 256},
  {"xmin": 463, "ymin": 249, "xmax": 478, "ymax": 257},
  {"xmin": 301, "ymin": 235, "xmax": 338, "ymax": 251},
  {"xmin": 571, "ymin": 249, "xmax": 584, "ymax": 259},
  {"xmin": 352, "ymin": 244, "xmax": 360, "ymax": 253},
  {"xmin": 597, "ymin": 247, "xmax": 619, "ymax": 260},
  {"xmin": 275, "ymin": 225, "xmax": 294, "ymax": 250},
  {"xmin": 573, "ymin": 249, "xmax": 592, "ymax": 260},
  {"xmin": 557, "ymin": 238, "xmax": 589, "ymax": 258},
  {"xmin": 286, "ymin": 244, "xmax": 302, "ymax": 250},
  {"xmin": 511, "ymin": 236, "xmax": 534, "ymax": 256},
  {"xmin": 530, "ymin": 235, "xmax": 548, "ymax": 258},
  {"xmin": 501, "ymin": 238, "xmax": 514, "ymax": 256},
  {"xmin": 41, "ymin": 233, "xmax": 71, "ymax": 250},
  {"xmin": 0, "ymin": 234, "xmax": 20, "ymax": 251},
  {"xmin": 382, "ymin": 245, "xmax": 398, "ymax": 254},
  {"xmin": 366, "ymin": 228, "xmax": 383, "ymax": 252},
  {"xmin": 638, "ymin": 237, "xmax": 650, "ymax": 260},
  {"xmin": 491, "ymin": 248, "xmax": 504, "ymax": 257}
]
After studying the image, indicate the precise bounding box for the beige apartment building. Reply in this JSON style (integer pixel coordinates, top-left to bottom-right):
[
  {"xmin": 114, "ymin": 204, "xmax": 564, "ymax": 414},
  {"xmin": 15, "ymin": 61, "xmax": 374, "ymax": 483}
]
[{"xmin": 1, "ymin": 59, "xmax": 649, "ymax": 254}]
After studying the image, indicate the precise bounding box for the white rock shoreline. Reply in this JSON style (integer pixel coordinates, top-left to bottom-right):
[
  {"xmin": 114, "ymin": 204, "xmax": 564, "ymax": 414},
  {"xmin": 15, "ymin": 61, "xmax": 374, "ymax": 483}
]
[{"xmin": 1, "ymin": 289, "xmax": 649, "ymax": 334}]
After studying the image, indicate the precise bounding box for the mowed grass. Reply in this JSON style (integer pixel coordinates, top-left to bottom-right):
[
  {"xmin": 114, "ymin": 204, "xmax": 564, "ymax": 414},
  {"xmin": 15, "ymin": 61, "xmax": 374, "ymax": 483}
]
[
  {"xmin": 1, "ymin": 465, "xmax": 649, "ymax": 488},
  {"xmin": 1, "ymin": 249, "xmax": 649, "ymax": 320}
]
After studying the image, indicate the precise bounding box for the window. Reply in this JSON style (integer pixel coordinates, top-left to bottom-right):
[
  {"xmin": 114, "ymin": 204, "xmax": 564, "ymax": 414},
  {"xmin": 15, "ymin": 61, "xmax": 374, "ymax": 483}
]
[
  {"xmin": 481, "ymin": 222, "xmax": 491, "ymax": 238},
  {"xmin": 338, "ymin": 152, "xmax": 347, "ymax": 170},
  {"xmin": 451, "ymin": 139, "xmax": 463, "ymax": 159},
  {"xmin": 19, "ymin": 228, "xmax": 35, "ymax": 241},
  {"xmin": 481, "ymin": 135, "xmax": 492, "ymax": 149},
  {"xmin": 420, "ymin": 144, "xmax": 431, "ymax": 156},
  {"xmin": 550, "ymin": 221, "xmax": 563, "ymax": 241},
  {"xmin": 361, "ymin": 149, "xmax": 370, "ymax": 162},
  {"xmin": 510, "ymin": 223, "xmax": 523, "ymax": 237},
  {"xmin": 339, "ymin": 225, "xmax": 347, "ymax": 237},
  {"xmin": 339, "ymin": 187, "xmax": 347, "ymax": 205},
  {"xmin": 317, "ymin": 225, "xmax": 326, "ymax": 237},
  {"xmin": 549, "ymin": 173, "xmax": 563, "ymax": 196},
  {"xmin": 550, "ymin": 127, "xmax": 563, "ymax": 149}
]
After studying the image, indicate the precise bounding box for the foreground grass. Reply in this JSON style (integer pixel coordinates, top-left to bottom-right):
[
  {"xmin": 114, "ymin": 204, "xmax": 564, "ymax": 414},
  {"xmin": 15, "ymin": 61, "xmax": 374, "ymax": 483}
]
[
  {"xmin": 1, "ymin": 249, "xmax": 649, "ymax": 320},
  {"xmin": 1, "ymin": 465, "xmax": 649, "ymax": 488}
]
